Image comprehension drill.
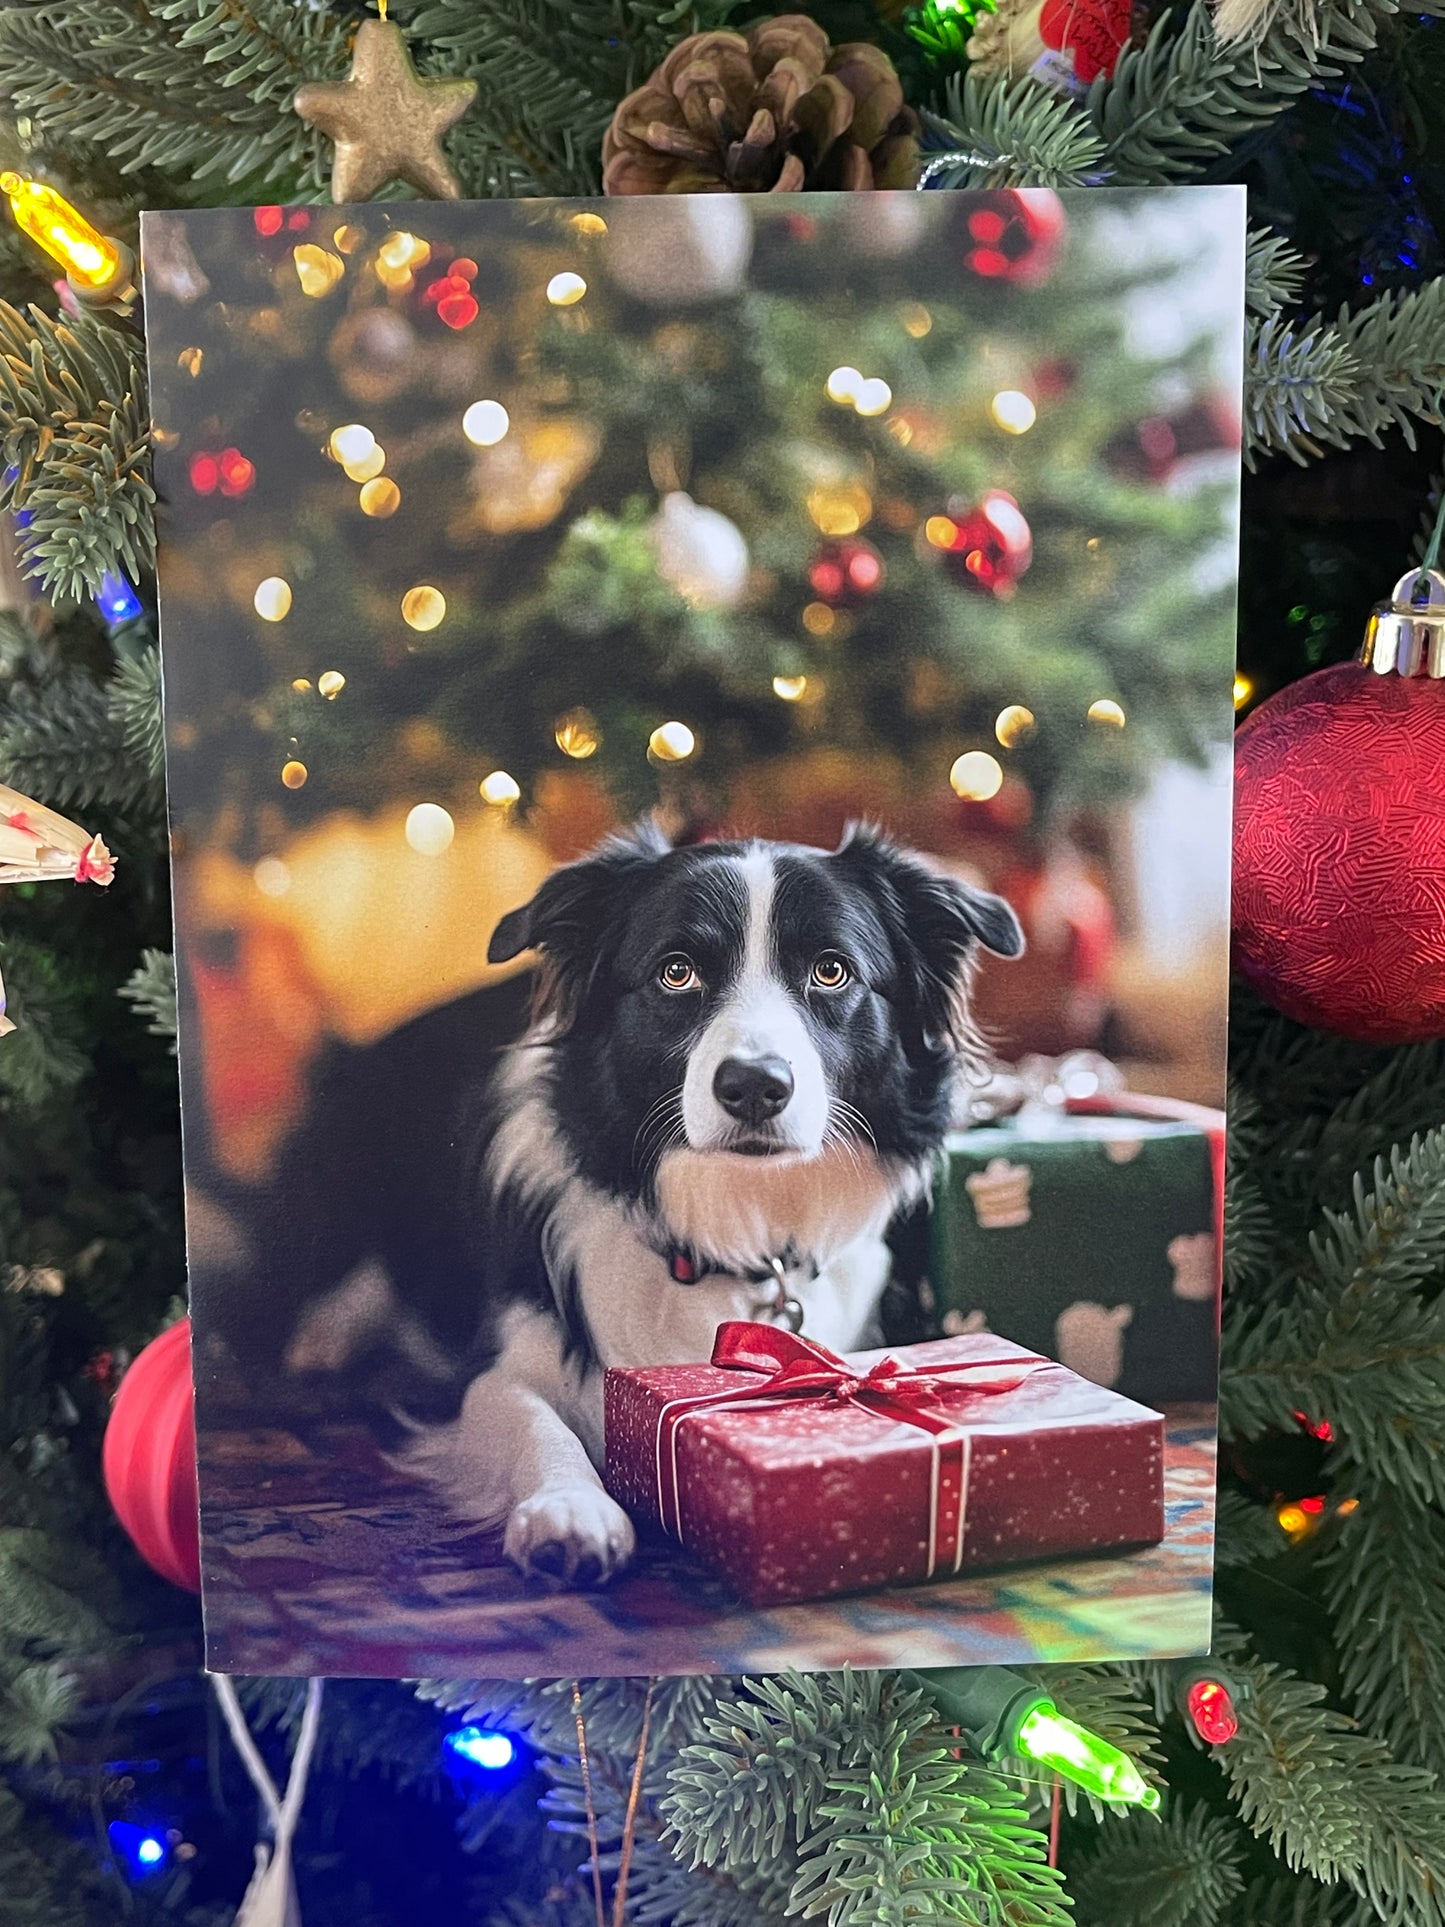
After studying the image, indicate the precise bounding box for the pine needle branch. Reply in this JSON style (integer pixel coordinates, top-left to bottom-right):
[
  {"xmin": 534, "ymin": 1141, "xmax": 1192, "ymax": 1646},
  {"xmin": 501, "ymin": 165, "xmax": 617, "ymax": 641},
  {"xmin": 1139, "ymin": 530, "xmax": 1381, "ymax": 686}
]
[
  {"xmin": 920, "ymin": 70, "xmax": 1107, "ymax": 189},
  {"xmin": 119, "ymin": 949, "xmax": 176, "ymax": 1047},
  {"xmin": 106, "ymin": 642, "xmax": 164, "ymax": 780},
  {"xmin": 1069, "ymin": 1804, "xmax": 1246, "ymax": 1927}
]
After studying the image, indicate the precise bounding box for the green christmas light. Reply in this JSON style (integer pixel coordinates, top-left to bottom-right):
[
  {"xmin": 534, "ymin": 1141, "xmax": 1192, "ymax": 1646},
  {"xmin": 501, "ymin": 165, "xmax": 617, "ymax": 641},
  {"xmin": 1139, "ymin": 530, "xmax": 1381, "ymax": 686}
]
[{"xmin": 1014, "ymin": 1703, "xmax": 1161, "ymax": 1810}]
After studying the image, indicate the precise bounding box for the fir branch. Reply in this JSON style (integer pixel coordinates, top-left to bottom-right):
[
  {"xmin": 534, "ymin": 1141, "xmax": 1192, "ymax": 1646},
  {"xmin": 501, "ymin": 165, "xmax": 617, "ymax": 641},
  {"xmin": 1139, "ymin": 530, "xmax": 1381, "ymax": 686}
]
[
  {"xmin": 0, "ymin": 0, "xmax": 347, "ymax": 190},
  {"xmin": 1245, "ymin": 225, "xmax": 1309, "ymax": 318},
  {"xmin": 0, "ymin": 302, "xmax": 153, "ymax": 602},
  {"xmin": 1069, "ymin": 1804, "xmax": 1245, "ymax": 1927},
  {"xmin": 106, "ymin": 643, "xmax": 164, "ymax": 780},
  {"xmin": 1243, "ymin": 311, "xmax": 1361, "ymax": 466},
  {"xmin": 1088, "ymin": 0, "xmax": 1423, "ymax": 185},
  {"xmin": 0, "ymin": 667, "xmax": 156, "ymax": 813},
  {"xmin": 0, "ymin": 937, "xmax": 89, "ymax": 1109},
  {"xmin": 920, "ymin": 70, "xmax": 1107, "ymax": 189},
  {"xmin": 119, "ymin": 949, "xmax": 176, "ymax": 1046},
  {"xmin": 0, "ymin": 1659, "xmax": 79, "ymax": 1766},
  {"xmin": 1332, "ymin": 275, "xmax": 1445, "ymax": 447}
]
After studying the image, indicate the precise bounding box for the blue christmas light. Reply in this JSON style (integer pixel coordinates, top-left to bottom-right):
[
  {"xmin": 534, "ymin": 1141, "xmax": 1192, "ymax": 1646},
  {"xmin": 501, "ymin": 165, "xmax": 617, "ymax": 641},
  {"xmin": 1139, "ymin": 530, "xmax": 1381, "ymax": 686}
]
[
  {"xmin": 444, "ymin": 1725, "xmax": 516, "ymax": 1770},
  {"xmin": 95, "ymin": 571, "xmax": 142, "ymax": 623},
  {"xmin": 108, "ymin": 1820, "xmax": 168, "ymax": 1875}
]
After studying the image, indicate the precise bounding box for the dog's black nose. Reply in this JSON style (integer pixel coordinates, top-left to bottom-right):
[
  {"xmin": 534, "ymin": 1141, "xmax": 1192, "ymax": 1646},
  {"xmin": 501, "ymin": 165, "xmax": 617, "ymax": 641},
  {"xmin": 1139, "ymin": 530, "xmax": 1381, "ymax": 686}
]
[{"xmin": 713, "ymin": 1055, "xmax": 793, "ymax": 1125}]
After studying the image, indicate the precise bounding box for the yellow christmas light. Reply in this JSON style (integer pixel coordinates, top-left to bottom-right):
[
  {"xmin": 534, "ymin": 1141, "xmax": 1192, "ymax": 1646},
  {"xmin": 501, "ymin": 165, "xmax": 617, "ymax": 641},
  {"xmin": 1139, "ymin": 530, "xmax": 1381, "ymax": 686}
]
[
  {"xmin": 773, "ymin": 675, "xmax": 808, "ymax": 702},
  {"xmin": 547, "ymin": 271, "xmax": 587, "ymax": 306},
  {"xmin": 253, "ymin": 577, "xmax": 293, "ymax": 622},
  {"xmin": 330, "ymin": 424, "xmax": 377, "ymax": 466},
  {"xmin": 333, "ymin": 224, "xmax": 366, "ymax": 255},
  {"xmin": 378, "ymin": 231, "xmax": 429, "ymax": 271},
  {"xmin": 990, "ymin": 390, "xmax": 1037, "ymax": 435},
  {"xmin": 479, "ymin": 770, "xmax": 521, "ymax": 806},
  {"xmin": 401, "ymin": 585, "xmax": 446, "ymax": 631},
  {"xmin": 294, "ymin": 243, "xmax": 344, "ymax": 297},
  {"xmin": 405, "ymin": 802, "xmax": 455, "ymax": 855},
  {"xmin": 949, "ymin": 751, "xmax": 1004, "ymax": 801},
  {"xmin": 570, "ymin": 212, "xmax": 608, "ymax": 235},
  {"xmin": 1087, "ymin": 699, "xmax": 1127, "ymax": 728},
  {"xmin": 281, "ymin": 759, "xmax": 308, "ymax": 789},
  {"xmin": 343, "ymin": 444, "xmax": 386, "ymax": 483},
  {"xmin": 995, "ymin": 704, "xmax": 1036, "ymax": 748},
  {"xmin": 649, "ymin": 721, "xmax": 696, "ymax": 762},
  {"xmin": 0, "ymin": 171, "xmax": 132, "ymax": 302},
  {"xmin": 806, "ymin": 482, "xmax": 872, "ymax": 538},
  {"xmin": 359, "ymin": 477, "xmax": 401, "ymax": 518},
  {"xmin": 1233, "ymin": 673, "xmax": 1254, "ymax": 710},
  {"xmin": 318, "ymin": 671, "xmax": 346, "ymax": 699},
  {"xmin": 555, "ymin": 710, "xmax": 601, "ymax": 758},
  {"xmin": 462, "ymin": 400, "xmax": 510, "ymax": 447},
  {"xmin": 291, "ymin": 678, "xmax": 312, "ymax": 692}
]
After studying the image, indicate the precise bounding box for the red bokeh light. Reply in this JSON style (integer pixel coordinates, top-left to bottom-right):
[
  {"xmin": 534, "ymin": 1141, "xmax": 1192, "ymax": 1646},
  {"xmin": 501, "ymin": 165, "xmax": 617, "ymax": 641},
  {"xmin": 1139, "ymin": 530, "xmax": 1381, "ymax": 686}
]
[
  {"xmin": 253, "ymin": 207, "xmax": 283, "ymax": 237},
  {"xmin": 217, "ymin": 448, "xmax": 255, "ymax": 497},
  {"xmin": 968, "ymin": 210, "xmax": 1008, "ymax": 245},
  {"xmin": 448, "ymin": 257, "xmax": 478, "ymax": 281},
  {"xmin": 286, "ymin": 209, "xmax": 310, "ymax": 231},
  {"xmin": 1185, "ymin": 1679, "xmax": 1239, "ymax": 1747},
  {"xmin": 437, "ymin": 291, "xmax": 480, "ymax": 330},
  {"xmin": 188, "ymin": 452, "xmax": 219, "ymax": 495},
  {"xmin": 1299, "ymin": 1494, "xmax": 1326, "ymax": 1515}
]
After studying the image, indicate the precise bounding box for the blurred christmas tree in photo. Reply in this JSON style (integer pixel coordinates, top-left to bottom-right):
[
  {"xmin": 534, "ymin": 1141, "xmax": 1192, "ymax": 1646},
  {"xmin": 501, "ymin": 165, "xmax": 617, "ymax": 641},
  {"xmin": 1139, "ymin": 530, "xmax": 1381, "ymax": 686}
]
[{"xmin": 0, "ymin": 0, "xmax": 1444, "ymax": 1922}]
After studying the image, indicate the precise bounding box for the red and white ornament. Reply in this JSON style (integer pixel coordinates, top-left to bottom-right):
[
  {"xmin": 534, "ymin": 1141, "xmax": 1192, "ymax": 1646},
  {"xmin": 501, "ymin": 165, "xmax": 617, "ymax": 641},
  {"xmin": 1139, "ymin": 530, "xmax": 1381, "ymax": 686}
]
[
  {"xmin": 928, "ymin": 490, "xmax": 1032, "ymax": 597},
  {"xmin": 1233, "ymin": 566, "xmax": 1445, "ymax": 1042}
]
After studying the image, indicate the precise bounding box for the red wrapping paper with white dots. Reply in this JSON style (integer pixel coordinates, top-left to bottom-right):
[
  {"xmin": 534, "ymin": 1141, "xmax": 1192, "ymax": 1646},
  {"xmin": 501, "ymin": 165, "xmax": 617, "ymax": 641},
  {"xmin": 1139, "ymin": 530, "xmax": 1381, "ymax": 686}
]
[{"xmin": 604, "ymin": 1323, "xmax": 1164, "ymax": 1608}]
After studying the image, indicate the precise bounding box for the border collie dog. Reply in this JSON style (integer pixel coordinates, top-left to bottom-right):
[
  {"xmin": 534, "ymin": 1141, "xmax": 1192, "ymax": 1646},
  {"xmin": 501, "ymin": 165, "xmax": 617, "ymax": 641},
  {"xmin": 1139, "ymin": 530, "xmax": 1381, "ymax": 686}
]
[{"xmin": 284, "ymin": 824, "xmax": 1022, "ymax": 1586}]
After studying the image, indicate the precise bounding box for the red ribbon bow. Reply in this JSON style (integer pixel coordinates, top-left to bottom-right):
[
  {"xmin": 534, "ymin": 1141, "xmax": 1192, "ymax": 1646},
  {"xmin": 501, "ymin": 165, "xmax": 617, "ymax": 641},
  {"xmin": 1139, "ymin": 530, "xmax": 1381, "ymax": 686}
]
[{"xmin": 654, "ymin": 1321, "xmax": 1046, "ymax": 1578}]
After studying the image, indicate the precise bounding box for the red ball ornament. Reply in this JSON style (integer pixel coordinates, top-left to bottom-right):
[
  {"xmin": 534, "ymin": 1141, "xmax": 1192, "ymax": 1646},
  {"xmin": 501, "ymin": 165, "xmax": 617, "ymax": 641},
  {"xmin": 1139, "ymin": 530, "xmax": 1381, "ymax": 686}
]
[
  {"xmin": 808, "ymin": 536, "xmax": 885, "ymax": 606},
  {"xmin": 1232, "ymin": 567, "xmax": 1445, "ymax": 1042},
  {"xmin": 928, "ymin": 490, "xmax": 1032, "ymax": 597},
  {"xmin": 102, "ymin": 1316, "xmax": 201, "ymax": 1592},
  {"xmin": 962, "ymin": 190, "xmax": 1065, "ymax": 286}
]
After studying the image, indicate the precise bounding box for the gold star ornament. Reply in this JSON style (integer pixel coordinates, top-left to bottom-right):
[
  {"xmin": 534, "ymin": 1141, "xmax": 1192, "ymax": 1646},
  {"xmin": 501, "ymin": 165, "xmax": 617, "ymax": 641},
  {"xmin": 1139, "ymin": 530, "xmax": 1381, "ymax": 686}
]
[{"xmin": 294, "ymin": 11, "xmax": 476, "ymax": 203}]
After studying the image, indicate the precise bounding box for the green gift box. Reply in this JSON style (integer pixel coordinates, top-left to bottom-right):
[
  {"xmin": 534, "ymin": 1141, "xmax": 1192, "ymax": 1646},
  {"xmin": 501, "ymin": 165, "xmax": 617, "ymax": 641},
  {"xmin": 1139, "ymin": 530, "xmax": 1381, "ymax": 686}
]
[{"xmin": 926, "ymin": 1102, "xmax": 1222, "ymax": 1406}]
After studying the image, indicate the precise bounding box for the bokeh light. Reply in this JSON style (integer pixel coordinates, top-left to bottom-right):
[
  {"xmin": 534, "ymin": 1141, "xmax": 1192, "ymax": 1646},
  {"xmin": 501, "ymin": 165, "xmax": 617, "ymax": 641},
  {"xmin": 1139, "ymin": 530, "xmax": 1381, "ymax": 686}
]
[
  {"xmin": 318, "ymin": 671, "xmax": 345, "ymax": 699},
  {"xmin": 359, "ymin": 477, "xmax": 401, "ymax": 517},
  {"xmin": 253, "ymin": 577, "xmax": 292, "ymax": 622},
  {"xmin": 554, "ymin": 710, "xmax": 601, "ymax": 758},
  {"xmin": 649, "ymin": 721, "xmax": 696, "ymax": 762},
  {"xmin": 463, "ymin": 400, "xmax": 510, "ymax": 447},
  {"xmin": 854, "ymin": 377, "xmax": 893, "ymax": 418},
  {"xmin": 1087, "ymin": 699, "xmax": 1127, "ymax": 727},
  {"xmin": 401, "ymin": 586, "xmax": 446, "ymax": 631},
  {"xmin": 479, "ymin": 770, "xmax": 521, "ymax": 806},
  {"xmin": 253, "ymin": 857, "xmax": 291, "ymax": 897},
  {"xmin": 990, "ymin": 390, "xmax": 1037, "ymax": 434},
  {"xmin": 330, "ymin": 424, "xmax": 376, "ymax": 466},
  {"xmin": 405, "ymin": 802, "xmax": 455, "ymax": 854},
  {"xmin": 773, "ymin": 675, "xmax": 808, "ymax": 701},
  {"xmin": 825, "ymin": 366, "xmax": 862, "ymax": 405},
  {"xmin": 546, "ymin": 272, "xmax": 587, "ymax": 306},
  {"xmin": 995, "ymin": 704, "xmax": 1036, "ymax": 747},
  {"xmin": 294, "ymin": 244, "xmax": 344, "ymax": 297},
  {"xmin": 281, "ymin": 759, "xmax": 307, "ymax": 789},
  {"xmin": 949, "ymin": 750, "xmax": 1005, "ymax": 800}
]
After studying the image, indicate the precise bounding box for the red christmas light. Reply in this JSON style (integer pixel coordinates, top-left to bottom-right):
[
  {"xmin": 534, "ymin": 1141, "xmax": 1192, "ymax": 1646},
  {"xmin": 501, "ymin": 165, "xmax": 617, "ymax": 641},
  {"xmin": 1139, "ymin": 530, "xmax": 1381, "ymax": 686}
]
[
  {"xmin": 448, "ymin": 257, "xmax": 478, "ymax": 281},
  {"xmin": 253, "ymin": 206, "xmax": 283, "ymax": 238},
  {"xmin": 1185, "ymin": 1678, "xmax": 1239, "ymax": 1746},
  {"xmin": 437, "ymin": 290, "xmax": 480, "ymax": 330},
  {"xmin": 188, "ymin": 451, "xmax": 220, "ymax": 495},
  {"xmin": 217, "ymin": 448, "xmax": 255, "ymax": 498},
  {"xmin": 1298, "ymin": 1494, "xmax": 1326, "ymax": 1515},
  {"xmin": 1292, "ymin": 1408, "xmax": 1334, "ymax": 1442}
]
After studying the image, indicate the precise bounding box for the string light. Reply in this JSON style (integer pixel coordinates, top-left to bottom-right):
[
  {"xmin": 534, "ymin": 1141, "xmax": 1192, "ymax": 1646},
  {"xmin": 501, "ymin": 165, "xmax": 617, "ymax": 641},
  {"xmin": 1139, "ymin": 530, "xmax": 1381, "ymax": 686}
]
[
  {"xmin": 317, "ymin": 671, "xmax": 345, "ymax": 699},
  {"xmin": 773, "ymin": 675, "xmax": 808, "ymax": 702},
  {"xmin": 1184, "ymin": 1677, "xmax": 1240, "ymax": 1746},
  {"xmin": 445, "ymin": 1726, "xmax": 516, "ymax": 1770},
  {"xmin": 547, "ymin": 271, "xmax": 587, "ymax": 306},
  {"xmin": 405, "ymin": 803, "xmax": 455, "ymax": 855},
  {"xmin": 95, "ymin": 573, "xmax": 142, "ymax": 624},
  {"xmin": 990, "ymin": 390, "xmax": 1037, "ymax": 434},
  {"xmin": 359, "ymin": 477, "xmax": 401, "ymax": 517},
  {"xmin": 281, "ymin": 759, "xmax": 307, "ymax": 789},
  {"xmin": 0, "ymin": 171, "xmax": 132, "ymax": 302},
  {"xmin": 479, "ymin": 770, "xmax": 521, "ymax": 806},
  {"xmin": 253, "ymin": 577, "xmax": 293, "ymax": 622},
  {"xmin": 1233, "ymin": 673, "xmax": 1254, "ymax": 709},
  {"xmin": 649, "ymin": 721, "xmax": 696, "ymax": 762},
  {"xmin": 107, "ymin": 1822, "xmax": 169, "ymax": 1878},
  {"xmin": 401, "ymin": 586, "xmax": 446, "ymax": 631},
  {"xmin": 1087, "ymin": 698, "xmax": 1127, "ymax": 727},
  {"xmin": 995, "ymin": 704, "xmax": 1036, "ymax": 748},
  {"xmin": 949, "ymin": 750, "xmax": 1004, "ymax": 800},
  {"xmin": 293, "ymin": 243, "xmax": 344, "ymax": 297},
  {"xmin": 555, "ymin": 710, "xmax": 601, "ymax": 758},
  {"xmin": 462, "ymin": 400, "xmax": 510, "ymax": 447}
]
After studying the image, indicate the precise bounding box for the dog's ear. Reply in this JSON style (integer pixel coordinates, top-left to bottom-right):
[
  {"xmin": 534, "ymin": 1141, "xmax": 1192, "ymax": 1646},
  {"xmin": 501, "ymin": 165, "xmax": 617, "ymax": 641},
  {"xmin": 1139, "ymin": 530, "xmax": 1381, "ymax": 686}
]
[
  {"xmin": 488, "ymin": 821, "xmax": 671, "ymax": 1016},
  {"xmin": 832, "ymin": 824, "xmax": 1023, "ymax": 1046}
]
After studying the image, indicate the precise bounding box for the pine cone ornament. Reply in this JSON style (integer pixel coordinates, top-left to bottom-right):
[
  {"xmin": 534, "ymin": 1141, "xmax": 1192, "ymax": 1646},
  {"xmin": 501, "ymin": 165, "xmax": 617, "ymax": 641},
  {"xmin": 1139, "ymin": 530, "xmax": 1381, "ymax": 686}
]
[{"xmin": 603, "ymin": 15, "xmax": 919, "ymax": 195}]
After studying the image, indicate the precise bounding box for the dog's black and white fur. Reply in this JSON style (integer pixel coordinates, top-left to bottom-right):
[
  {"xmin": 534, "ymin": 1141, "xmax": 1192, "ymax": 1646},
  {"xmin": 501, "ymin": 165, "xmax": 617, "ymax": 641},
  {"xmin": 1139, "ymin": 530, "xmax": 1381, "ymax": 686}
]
[{"xmin": 264, "ymin": 824, "xmax": 1022, "ymax": 1586}]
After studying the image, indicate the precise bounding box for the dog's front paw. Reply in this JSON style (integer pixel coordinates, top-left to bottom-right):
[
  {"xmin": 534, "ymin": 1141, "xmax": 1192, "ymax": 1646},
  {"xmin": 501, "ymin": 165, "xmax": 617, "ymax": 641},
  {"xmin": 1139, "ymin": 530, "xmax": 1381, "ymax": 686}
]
[{"xmin": 503, "ymin": 1483, "xmax": 636, "ymax": 1588}]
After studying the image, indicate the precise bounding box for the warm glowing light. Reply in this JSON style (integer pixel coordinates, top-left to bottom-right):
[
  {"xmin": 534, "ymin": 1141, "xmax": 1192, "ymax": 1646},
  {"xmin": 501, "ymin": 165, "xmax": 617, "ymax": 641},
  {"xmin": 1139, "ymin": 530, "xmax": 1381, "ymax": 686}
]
[
  {"xmin": 825, "ymin": 366, "xmax": 863, "ymax": 405},
  {"xmin": 292, "ymin": 678, "xmax": 312, "ymax": 693},
  {"xmin": 887, "ymin": 417, "xmax": 914, "ymax": 447},
  {"xmin": 253, "ymin": 577, "xmax": 293, "ymax": 622},
  {"xmin": 294, "ymin": 243, "xmax": 344, "ymax": 296},
  {"xmin": 854, "ymin": 377, "xmax": 893, "ymax": 417},
  {"xmin": 1233, "ymin": 673, "xmax": 1254, "ymax": 709},
  {"xmin": 649, "ymin": 721, "xmax": 696, "ymax": 762},
  {"xmin": 0, "ymin": 171, "xmax": 125, "ymax": 291},
  {"xmin": 463, "ymin": 399, "xmax": 511, "ymax": 447},
  {"xmin": 569, "ymin": 212, "xmax": 608, "ymax": 235},
  {"xmin": 379, "ymin": 231, "xmax": 429, "ymax": 271},
  {"xmin": 806, "ymin": 482, "xmax": 872, "ymax": 537},
  {"xmin": 281, "ymin": 759, "xmax": 308, "ymax": 789},
  {"xmin": 995, "ymin": 704, "xmax": 1036, "ymax": 748},
  {"xmin": 773, "ymin": 675, "xmax": 808, "ymax": 702},
  {"xmin": 949, "ymin": 750, "xmax": 1004, "ymax": 801},
  {"xmin": 1015, "ymin": 1705, "xmax": 1159, "ymax": 1810},
  {"xmin": 479, "ymin": 769, "xmax": 521, "ymax": 807},
  {"xmin": 333, "ymin": 224, "xmax": 365, "ymax": 254},
  {"xmin": 990, "ymin": 389, "xmax": 1037, "ymax": 434},
  {"xmin": 330, "ymin": 423, "xmax": 376, "ymax": 466},
  {"xmin": 405, "ymin": 802, "xmax": 455, "ymax": 855},
  {"xmin": 359, "ymin": 477, "xmax": 401, "ymax": 517},
  {"xmin": 802, "ymin": 601, "xmax": 837, "ymax": 636},
  {"xmin": 253, "ymin": 857, "xmax": 292, "ymax": 897},
  {"xmin": 1185, "ymin": 1679, "xmax": 1239, "ymax": 1747},
  {"xmin": 318, "ymin": 670, "xmax": 345, "ymax": 699},
  {"xmin": 343, "ymin": 444, "xmax": 386, "ymax": 483},
  {"xmin": 1087, "ymin": 699, "xmax": 1127, "ymax": 728},
  {"xmin": 1337, "ymin": 1495, "xmax": 1359, "ymax": 1516},
  {"xmin": 901, "ymin": 303, "xmax": 932, "ymax": 339},
  {"xmin": 401, "ymin": 586, "xmax": 446, "ymax": 631},
  {"xmin": 546, "ymin": 271, "xmax": 587, "ymax": 306},
  {"xmin": 177, "ymin": 346, "xmax": 203, "ymax": 377},
  {"xmin": 555, "ymin": 710, "xmax": 600, "ymax": 758},
  {"xmin": 925, "ymin": 515, "xmax": 959, "ymax": 549},
  {"xmin": 1276, "ymin": 1503, "xmax": 1308, "ymax": 1536}
]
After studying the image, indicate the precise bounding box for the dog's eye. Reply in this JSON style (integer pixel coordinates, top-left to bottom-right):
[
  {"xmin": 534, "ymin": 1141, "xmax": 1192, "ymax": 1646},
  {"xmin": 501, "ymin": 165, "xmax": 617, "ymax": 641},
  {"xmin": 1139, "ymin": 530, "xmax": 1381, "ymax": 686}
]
[
  {"xmin": 658, "ymin": 955, "xmax": 703, "ymax": 992},
  {"xmin": 811, "ymin": 954, "xmax": 851, "ymax": 991}
]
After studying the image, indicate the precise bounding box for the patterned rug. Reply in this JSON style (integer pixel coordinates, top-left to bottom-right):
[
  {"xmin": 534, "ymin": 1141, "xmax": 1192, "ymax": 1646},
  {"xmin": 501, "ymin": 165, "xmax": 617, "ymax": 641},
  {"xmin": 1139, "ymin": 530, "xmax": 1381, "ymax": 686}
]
[{"xmin": 199, "ymin": 1406, "xmax": 1216, "ymax": 1678}]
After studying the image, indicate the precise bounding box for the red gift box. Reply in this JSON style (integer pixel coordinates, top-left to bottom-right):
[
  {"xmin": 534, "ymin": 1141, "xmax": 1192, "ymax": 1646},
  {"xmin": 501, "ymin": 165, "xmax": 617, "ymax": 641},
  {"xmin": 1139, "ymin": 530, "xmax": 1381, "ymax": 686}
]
[{"xmin": 604, "ymin": 1322, "xmax": 1165, "ymax": 1608}]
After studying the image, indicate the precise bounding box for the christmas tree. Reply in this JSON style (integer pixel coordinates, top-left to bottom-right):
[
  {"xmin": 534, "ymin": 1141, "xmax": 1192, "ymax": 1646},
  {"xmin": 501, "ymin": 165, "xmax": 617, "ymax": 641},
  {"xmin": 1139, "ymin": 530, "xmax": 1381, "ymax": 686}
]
[{"xmin": 0, "ymin": 2, "xmax": 1444, "ymax": 1924}]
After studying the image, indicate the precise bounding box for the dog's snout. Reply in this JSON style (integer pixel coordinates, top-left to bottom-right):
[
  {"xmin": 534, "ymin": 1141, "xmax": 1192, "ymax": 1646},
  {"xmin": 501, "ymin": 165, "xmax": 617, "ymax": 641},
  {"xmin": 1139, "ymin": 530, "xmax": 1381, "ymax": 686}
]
[{"xmin": 713, "ymin": 1054, "xmax": 793, "ymax": 1125}]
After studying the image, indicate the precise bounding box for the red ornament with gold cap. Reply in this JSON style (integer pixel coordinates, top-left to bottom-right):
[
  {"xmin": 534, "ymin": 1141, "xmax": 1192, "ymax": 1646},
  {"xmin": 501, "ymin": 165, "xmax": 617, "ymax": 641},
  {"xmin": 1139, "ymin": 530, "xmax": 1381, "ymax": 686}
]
[{"xmin": 1232, "ymin": 535, "xmax": 1445, "ymax": 1043}]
